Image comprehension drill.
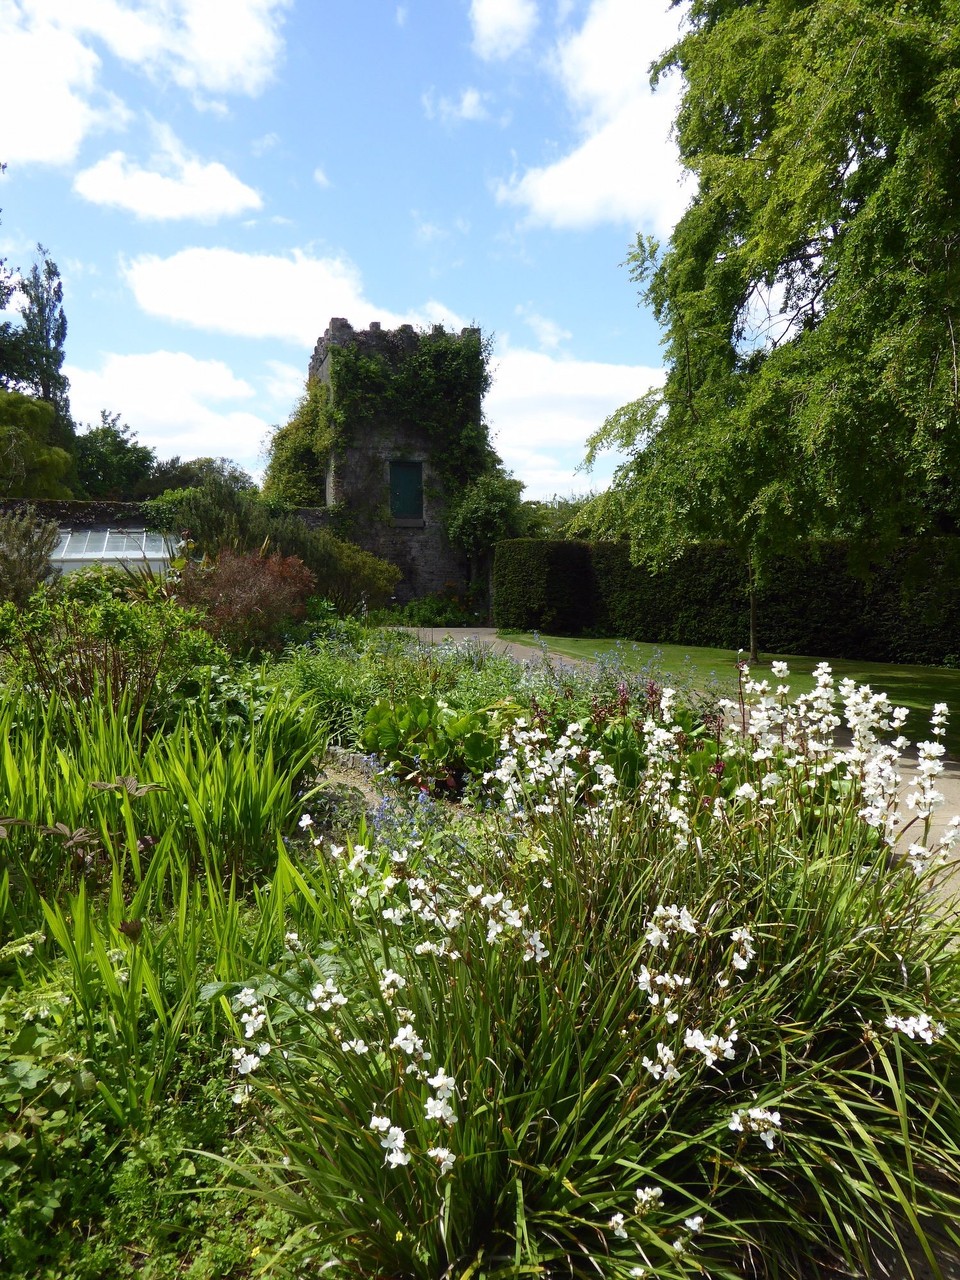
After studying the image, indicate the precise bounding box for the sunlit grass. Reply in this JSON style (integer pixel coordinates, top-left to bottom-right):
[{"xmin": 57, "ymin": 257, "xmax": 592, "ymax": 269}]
[{"xmin": 506, "ymin": 633, "xmax": 960, "ymax": 756}]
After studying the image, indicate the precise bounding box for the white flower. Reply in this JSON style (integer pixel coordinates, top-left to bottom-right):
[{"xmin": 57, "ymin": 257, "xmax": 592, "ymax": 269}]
[
  {"xmin": 380, "ymin": 968, "xmax": 407, "ymax": 1001},
  {"xmin": 298, "ymin": 814, "xmax": 313, "ymax": 829},
  {"xmin": 634, "ymin": 1185, "xmax": 662, "ymax": 1215},
  {"xmin": 427, "ymin": 1146, "xmax": 456, "ymax": 1173},
  {"xmin": 369, "ymin": 1114, "xmax": 391, "ymax": 1133},
  {"xmin": 885, "ymin": 1012, "xmax": 946, "ymax": 1044},
  {"xmin": 427, "ymin": 1068, "xmax": 457, "ymax": 1099},
  {"xmin": 342, "ymin": 1039, "xmax": 369, "ymax": 1054},
  {"xmin": 307, "ymin": 978, "xmax": 347, "ymax": 1012},
  {"xmin": 685, "ymin": 1214, "xmax": 704, "ymax": 1233},
  {"xmin": 382, "ymin": 1128, "xmax": 410, "ymax": 1167},
  {"xmin": 391, "ymin": 1024, "xmax": 425, "ymax": 1056},
  {"xmin": 642, "ymin": 1043, "xmax": 680, "ymax": 1083},
  {"xmin": 729, "ymin": 1106, "xmax": 781, "ymax": 1148},
  {"xmin": 425, "ymin": 1096, "xmax": 457, "ymax": 1125},
  {"xmin": 734, "ymin": 783, "xmax": 758, "ymax": 802},
  {"xmin": 523, "ymin": 929, "xmax": 549, "ymax": 963},
  {"xmin": 609, "ymin": 1212, "xmax": 628, "ymax": 1239}
]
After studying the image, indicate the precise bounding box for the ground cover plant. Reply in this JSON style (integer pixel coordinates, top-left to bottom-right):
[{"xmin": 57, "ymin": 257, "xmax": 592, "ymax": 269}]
[{"xmin": 2, "ymin": 615, "xmax": 960, "ymax": 1277}]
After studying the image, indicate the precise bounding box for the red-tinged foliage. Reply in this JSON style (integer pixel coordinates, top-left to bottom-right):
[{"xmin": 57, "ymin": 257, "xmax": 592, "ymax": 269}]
[{"xmin": 176, "ymin": 549, "xmax": 316, "ymax": 654}]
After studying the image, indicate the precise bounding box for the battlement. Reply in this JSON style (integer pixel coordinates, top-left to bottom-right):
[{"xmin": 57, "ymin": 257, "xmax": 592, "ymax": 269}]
[{"xmin": 308, "ymin": 318, "xmax": 481, "ymax": 383}]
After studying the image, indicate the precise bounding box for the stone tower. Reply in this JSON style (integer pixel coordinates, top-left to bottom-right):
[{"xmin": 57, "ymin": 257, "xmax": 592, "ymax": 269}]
[{"xmin": 306, "ymin": 317, "xmax": 486, "ymax": 603}]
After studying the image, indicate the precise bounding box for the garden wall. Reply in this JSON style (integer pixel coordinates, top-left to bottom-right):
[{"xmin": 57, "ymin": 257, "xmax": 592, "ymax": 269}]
[{"xmin": 492, "ymin": 539, "xmax": 960, "ymax": 666}]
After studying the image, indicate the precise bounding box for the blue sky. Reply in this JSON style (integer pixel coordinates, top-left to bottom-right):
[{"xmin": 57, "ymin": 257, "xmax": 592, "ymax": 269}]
[{"xmin": 0, "ymin": 0, "xmax": 689, "ymax": 499}]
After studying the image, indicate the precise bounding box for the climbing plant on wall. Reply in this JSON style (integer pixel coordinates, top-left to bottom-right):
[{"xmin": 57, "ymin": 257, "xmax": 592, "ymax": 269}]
[
  {"xmin": 262, "ymin": 378, "xmax": 336, "ymax": 506},
  {"xmin": 263, "ymin": 324, "xmax": 501, "ymax": 532}
]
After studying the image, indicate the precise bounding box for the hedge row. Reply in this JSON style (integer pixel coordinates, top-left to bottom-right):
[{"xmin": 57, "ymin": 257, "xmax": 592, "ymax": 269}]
[{"xmin": 492, "ymin": 539, "xmax": 960, "ymax": 666}]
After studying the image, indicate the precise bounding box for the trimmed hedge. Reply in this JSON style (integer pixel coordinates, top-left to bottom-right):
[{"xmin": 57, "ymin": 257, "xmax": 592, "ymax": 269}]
[{"xmin": 492, "ymin": 538, "xmax": 960, "ymax": 665}]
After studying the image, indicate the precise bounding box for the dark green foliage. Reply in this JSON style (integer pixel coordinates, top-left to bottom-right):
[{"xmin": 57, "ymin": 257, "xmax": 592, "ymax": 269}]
[
  {"xmin": 0, "ymin": 505, "xmax": 59, "ymax": 607},
  {"xmin": 492, "ymin": 539, "xmax": 598, "ymax": 634},
  {"xmin": 0, "ymin": 391, "xmax": 73, "ymax": 499},
  {"xmin": 447, "ymin": 469, "xmax": 525, "ymax": 564},
  {"xmin": 9, "ymin": 247, "xmax": 74, "ymax": 457},
  {"xmin": 144, "ymin": 477, "xmax": 400, "ymax": 612},
  {"xmin": 494, "ymin": 537, "xmax": 960, "ymax": 664},
  {"xmin": 143, "ymin": 455, "xmax": 255, "ymax": 497},
  {"xmin": 262, "ymin": 378, "xmax": 335, "ymax": 505},
  {"xmin": 74, "ymin": 411, "xmax": 157, "ymax": 500}
]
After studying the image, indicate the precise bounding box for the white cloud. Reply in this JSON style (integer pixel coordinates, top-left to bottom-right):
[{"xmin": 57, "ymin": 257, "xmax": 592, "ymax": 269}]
[
  {"xmin": 66, "ymin": 349, "xmax": 269, "ymax": 467},
  {"xmin": 56, "ymin": 0, "xmax": 291, "ymax": 95},
  {"xmin": 312, "ymin": 166, "xmax": 331, "ymax": 187},
  {"xmin": 485, "ymin": 344, "xmax": 663, "ymax": 498},
  {"xmin": 0, "ymin": 12, "xmax": 128, "ymax": 165},
  {"xmin": 73, "ymin": 124, "xmax": 262, "ymax": 220},
  {"xmin": 0, "ymin": 0, "xmax": 289, "ymax": 165},
  {"xmin": 515, "ymin": 304, "xmax": 572, "ymax": 350},
  {"xmin": 496, "ymin": 0, "xmax": 689, "ymax": 234},
  {"xmin": 422, "ymin": 86, "xmax": 490, "ymax": 126},
  {"xmin": 396, "ymin": 5, "xmax": 408, "ymax": 26},
  {"xmin": 122, "ymin": 245, "xmax": 467, "ymax": 345},
  {"xmin": 251, "ymin": 131, "xmax": 279, "ymax": 156},
  {"xmin": 470, "ymin": 0, "xmax": 538, "ymax": 60},
  {"xmin": 263, "ymin": 359, "xmax": 304, "ymax": 406}
]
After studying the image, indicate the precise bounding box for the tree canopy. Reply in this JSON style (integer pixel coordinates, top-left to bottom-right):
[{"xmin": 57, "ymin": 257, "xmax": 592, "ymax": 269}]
[
  {"xmin": 74, "ymin": 411, "xmax": 157, "ymax": 499},
  {"xmin": 0, "ymin": 389, "xmax": 73, "ymax": 499},
  {"xmin": 584, "ymin": 0, "xmax": 960, "ymax": 577}
]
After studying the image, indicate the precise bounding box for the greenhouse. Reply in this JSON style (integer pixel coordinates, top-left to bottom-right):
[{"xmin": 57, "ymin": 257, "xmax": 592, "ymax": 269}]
[{"xmin": 50, "ymin": 528, "xmax": 173, "ymax": 575}]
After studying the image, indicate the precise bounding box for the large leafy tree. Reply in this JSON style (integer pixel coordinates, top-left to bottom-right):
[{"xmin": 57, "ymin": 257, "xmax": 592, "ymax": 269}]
[
  {"xmin": 74, "ymin": 411, "xmax": 157, "ymax": 499},
  {"xmin": 16, "ymin": 246, "xmax": 73, "ymax": 447},
  {"xmin": 584, "ymin": 0, "xmax": 960, "ymax": 655},
  {"xmin": 0, "ymin": 389, "xmax": 73, "ymax": 499}
]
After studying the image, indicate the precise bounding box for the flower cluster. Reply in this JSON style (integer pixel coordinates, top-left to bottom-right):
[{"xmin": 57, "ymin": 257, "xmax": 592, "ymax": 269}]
[
  {"xmin": 729, "ymin": 1106, "xmax": 782, "ymax": 1150},
  {"xmin": 885, "ymin": 1012, "xmax": 947, "ymax": 1044}
]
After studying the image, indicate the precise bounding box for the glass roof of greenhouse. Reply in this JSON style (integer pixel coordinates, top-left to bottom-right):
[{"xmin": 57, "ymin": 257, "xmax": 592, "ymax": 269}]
[{"xmin": 51, "ymin": 529, "xmax": 172, "ymax": 564}]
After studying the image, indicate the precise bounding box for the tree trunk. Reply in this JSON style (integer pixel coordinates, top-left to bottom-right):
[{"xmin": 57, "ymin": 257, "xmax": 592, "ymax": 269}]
[{"xmin": 747, "ymin": 552, "xmax": 759, "ymax": 664}]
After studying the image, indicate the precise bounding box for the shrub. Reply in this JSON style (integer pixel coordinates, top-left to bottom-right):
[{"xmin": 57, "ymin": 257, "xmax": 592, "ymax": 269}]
[
  {"xmin": 492, "ymin": 539, "xmax": 596, "ymax": 632},
  {"xmin": 144, "ymin": 476, "xmax": 400, "ymax": 613},
  {"xmin": 0, "ymin": 506, "xmax": 59, "ymax": 607},
  {"xmin": 175, "ymin": 550, "xmax": 316, "ymax": 654},
  {"xmin": 494, "ymin": 537, "xmax": 960, "ymax": 664},
  {"xmin": 0, "ymin": 593, "xmax": 224, "ymax": 727},
  {"xmin": 224, "ymin": 665, "xmax": 960, "ymax": 1279}
]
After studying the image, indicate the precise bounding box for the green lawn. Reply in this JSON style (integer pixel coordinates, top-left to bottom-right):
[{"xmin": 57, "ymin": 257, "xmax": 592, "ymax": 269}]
[{"xmin": 506, "ymin": 633, "xmax": 960, "ymax": 757}]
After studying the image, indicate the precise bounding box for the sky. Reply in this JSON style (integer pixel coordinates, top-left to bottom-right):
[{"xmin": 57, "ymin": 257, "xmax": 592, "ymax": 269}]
[{"xmin": 0, "ymin": 0, "xmax": 691, "ymax": 501}]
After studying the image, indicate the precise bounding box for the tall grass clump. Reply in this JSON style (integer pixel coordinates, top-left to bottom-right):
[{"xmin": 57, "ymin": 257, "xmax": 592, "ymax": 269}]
[
  {"xmin": 221, "ymin": 662, "xmax": 960, "ymax": 1279},
  {"xmin": 0, "ymin": 684, "xmax": 328, "ymax": 927}
]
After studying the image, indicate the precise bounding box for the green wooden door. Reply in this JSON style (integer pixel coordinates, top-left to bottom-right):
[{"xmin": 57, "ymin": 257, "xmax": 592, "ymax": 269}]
[{"xmin": 390, "ymin": 461, "xmax": 423, "ymax": 518}]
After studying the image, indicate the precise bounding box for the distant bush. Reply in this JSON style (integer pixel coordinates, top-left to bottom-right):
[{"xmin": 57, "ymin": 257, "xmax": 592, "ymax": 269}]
[
  {"xmin": 373, "ymin": 585, "xmax": 481, "ymax": 628},
  {"xmin": 176, "ymin": 550, "xmax": 316, "ymax": 654},
  {"xmin": 144, "ymin": 477, "xmax": 400, "ymax": 613},
  {"xmin": 492, "ymin": 539, "xmax": 597, "ymax": 633},
  {"xmin": 0, "ymin": 505, "xmax": 59, "ymax": 607}
]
